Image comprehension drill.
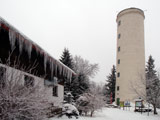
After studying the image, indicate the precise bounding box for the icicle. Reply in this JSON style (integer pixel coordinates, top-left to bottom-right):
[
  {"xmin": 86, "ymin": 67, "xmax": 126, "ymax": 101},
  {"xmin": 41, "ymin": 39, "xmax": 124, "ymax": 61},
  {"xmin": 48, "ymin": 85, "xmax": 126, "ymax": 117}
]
[
  {"xmin": 55, "ymin": 62, "xmax": 57, "ymax": 76},
  {"xmin": 49, "ymin": 58, "xmax": 53, "ymax": 79},
  {"xmin": 9, "ymin": 29, "xmax": 16, "ymax": 51},
  {"xmin": 18, "ymin": 35, "xmax": 24, "ymax": 54},
  {"xmin": 44, "ymin": 53, "xmax": 47, "ymax": 73},
  {"xmin": 27, "ymin": 42, "xmax": 32, "ymax": 59},
  {"xmin": 63, "ymin": 67, "xmax": 65, "ymax": 76},
  {"xmin": 51, "ymin": 60, "xmax": 54, "ymax": 79},
  {"xmin": 57, "ymin": 62, "xmax": 62, "ymax": 75},
  {"xmin": 63, "ymin": 64, "xmax": 66, "ymax": 76},
  {"xmin": 66, "ymin": 68, "xmax": 72, "ymax": 80}
]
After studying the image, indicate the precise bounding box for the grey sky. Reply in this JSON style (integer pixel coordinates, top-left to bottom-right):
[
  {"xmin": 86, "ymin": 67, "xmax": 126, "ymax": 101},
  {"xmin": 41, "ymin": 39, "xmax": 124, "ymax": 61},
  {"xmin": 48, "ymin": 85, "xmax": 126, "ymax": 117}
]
[{"xmin": 0, "ymin": 0, "xmax": 160, "ymax": 83}]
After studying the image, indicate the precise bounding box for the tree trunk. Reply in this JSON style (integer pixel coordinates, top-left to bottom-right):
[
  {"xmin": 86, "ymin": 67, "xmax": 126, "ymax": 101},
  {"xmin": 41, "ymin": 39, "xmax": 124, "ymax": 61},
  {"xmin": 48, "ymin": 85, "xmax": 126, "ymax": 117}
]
[
  {"xmin": 90, "ymin": 110, "xmax": 94, "ymax": 117},
  {"xmin": 153, "ymin": 104, "xmax": 158, "ymax": 114}
]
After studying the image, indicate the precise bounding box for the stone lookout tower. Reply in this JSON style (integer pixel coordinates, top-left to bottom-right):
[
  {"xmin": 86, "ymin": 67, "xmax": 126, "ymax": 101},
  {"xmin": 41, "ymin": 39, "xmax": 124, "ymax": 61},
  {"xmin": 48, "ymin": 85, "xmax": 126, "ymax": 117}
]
[{"xmin": 115, "ymin": 8, "xmax": 145, "ymax": 105}]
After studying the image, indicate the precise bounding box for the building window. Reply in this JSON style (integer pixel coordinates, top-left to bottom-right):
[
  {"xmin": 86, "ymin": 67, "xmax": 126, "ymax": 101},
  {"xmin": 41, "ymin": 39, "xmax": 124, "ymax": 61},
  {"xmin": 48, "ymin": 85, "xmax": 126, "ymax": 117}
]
[
  {"xmin": 118, "ymin": 20, "xmax": 121, "ymax": 26},
  {"xmin": 117, "ymin": 72, "xmax": 120, "ymax": 77},
  {"xmin": 53, "ymin": 86, "xmax": 58, "ymax": 97},
  {"xmin": 118, "ymin": 59, "xmax": 120, "ymax": 64},
  {"xmin": 118, "ymin": 34, "xmax": 121, "ymax": 39},
  {"xmin": 0, "ymin": 66, "xmax": 6, "ymax": 87},
  {"xmin": 118, "ymin": 46, "xmax": 120, "ymax": 52},
  {"xmin": 117, "ymin": 86, "xmax": 120, "ymax": 91},
  {"xmin": 24, "ymin": 75, "xmax": 34, "ymax": 87}
]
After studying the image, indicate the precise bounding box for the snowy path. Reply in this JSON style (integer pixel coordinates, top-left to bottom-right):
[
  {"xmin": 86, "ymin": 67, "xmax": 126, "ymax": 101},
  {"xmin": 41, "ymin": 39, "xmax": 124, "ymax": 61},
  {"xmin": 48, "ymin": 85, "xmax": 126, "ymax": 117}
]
[{"xmin": 50, "ymin": 107, "xmax": 160, "ymax": 120}]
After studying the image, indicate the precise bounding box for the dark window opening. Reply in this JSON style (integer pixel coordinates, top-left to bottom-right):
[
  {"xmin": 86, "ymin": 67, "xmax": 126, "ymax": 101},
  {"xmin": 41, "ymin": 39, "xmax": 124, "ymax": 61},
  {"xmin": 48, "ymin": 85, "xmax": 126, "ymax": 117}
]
[
  {"xmin": 118, "ymin": 34, "xmax": 121, "ymax": 39},
  {"xmin": 53, "ymin": 86, "xmax": 58, "ymax": 97},
  {"xmin": 117, "ymin": 86, "xmax": 120, "ymax": 91},
  {"xmin": 24, "ymin": 75, "xmax": 34, "ymax": 87},
  {"xmin": 0, "ymin": 66, "xmax": 6, "ymax": 87},
  {"xmin": 118, "ymin": 59, "xmax": 120, "ymax": 64},
  {"xmin": 118, "ymin": 20, "xmax": 121, "ymax": 26},
  {"xmin": 117, "ymin": 72, "xmax": 120, "ymax": 77},
  {"xmin": 118, "ymin": 47, "xmax": 120, "ymax": 52}
]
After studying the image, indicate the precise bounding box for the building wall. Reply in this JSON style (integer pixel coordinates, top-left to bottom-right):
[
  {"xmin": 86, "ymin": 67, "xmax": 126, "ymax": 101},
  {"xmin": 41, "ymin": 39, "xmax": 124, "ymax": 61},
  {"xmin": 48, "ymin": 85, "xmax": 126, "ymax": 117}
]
[
  {"xmin": 0, "ymin": 63, "xmax": 64, "ymax": 107},
  {"xmin": 115, "ymin": 8, "xmax": 146, "ymax": 104}
]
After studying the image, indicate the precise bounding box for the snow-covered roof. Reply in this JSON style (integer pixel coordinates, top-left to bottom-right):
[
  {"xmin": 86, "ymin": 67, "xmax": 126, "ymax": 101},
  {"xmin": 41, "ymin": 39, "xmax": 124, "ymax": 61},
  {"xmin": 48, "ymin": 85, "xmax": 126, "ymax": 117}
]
[{"xmin": 0, "ymin": 17, "xmax": 76, "ymax": 80}]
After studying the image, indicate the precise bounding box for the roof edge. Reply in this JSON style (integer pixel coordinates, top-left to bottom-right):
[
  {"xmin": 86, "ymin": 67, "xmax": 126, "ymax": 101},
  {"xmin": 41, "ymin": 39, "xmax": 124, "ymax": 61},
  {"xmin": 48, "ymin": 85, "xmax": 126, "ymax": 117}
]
[
  {"xmin": 116, "ymin": 7, "xmax": 145, "ymax": 22},
  {"xmin": 0, "ymin": 17, "xmax": 76, "ymax": 78}
]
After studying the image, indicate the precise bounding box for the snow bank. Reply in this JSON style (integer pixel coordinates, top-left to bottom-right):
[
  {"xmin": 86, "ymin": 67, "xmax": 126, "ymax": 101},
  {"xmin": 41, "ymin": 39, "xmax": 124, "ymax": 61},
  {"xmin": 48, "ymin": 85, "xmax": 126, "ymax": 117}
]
[{"xmin": 50, "ymin": 107, "xmax": 160, "ymax": 120}]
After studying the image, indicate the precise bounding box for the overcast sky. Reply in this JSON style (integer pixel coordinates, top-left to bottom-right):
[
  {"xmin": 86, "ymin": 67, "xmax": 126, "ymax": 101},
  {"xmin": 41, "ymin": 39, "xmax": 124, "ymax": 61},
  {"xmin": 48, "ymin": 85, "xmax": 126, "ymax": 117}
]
[{"xmin": 0, "ymin": 0, "xmax": 160, "ymax": 83}]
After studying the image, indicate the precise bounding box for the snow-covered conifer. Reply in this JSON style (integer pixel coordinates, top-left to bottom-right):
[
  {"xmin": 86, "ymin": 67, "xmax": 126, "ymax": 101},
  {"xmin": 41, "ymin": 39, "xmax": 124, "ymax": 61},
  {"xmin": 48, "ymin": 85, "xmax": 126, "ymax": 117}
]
[
  {"xmin": 146, "ymin": 55, "xmax": 160, "ymax": 114},
  {"xmin": 105, "ymin": 65, "xmax": 116, "ymax": 103}
]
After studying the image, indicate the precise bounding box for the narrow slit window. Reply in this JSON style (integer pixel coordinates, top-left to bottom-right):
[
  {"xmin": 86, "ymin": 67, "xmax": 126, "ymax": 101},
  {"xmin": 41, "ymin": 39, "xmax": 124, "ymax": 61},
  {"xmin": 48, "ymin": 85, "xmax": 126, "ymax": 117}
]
[
  {"xmin": 118, "ymin": 59, "xmax": 120, "ymax": 64},
  {"xmin": 117, "ymin": 72, "xmax": 120, "ymax": 77},
  {"xmin": 118, "ymin": 20, "xmax": 121, "ymax": 26},
  {"xmin": 118, "ymin": 34, "xmax": 121, "ymax": 39},
  {"xmin": 118, "ymin": 46, "xmax": 120, "ymax": 52},
  {"xmin": 117, "ymin": 86, "xmax": 120, "ymax": 91}
]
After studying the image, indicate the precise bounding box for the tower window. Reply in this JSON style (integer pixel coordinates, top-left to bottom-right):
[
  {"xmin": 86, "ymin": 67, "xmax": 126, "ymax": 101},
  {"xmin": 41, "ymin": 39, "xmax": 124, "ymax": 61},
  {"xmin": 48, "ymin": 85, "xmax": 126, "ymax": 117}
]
[
  {"xmin": 118, "ymin": 59, "xmax": 120, "ymax": 64},
  {"xmin": 118, "ymin": 20, "xmax": 121, "ymax": 26},
  {"xmin": 118, "ymin": 34, "xmax": 121, "ymax": 39},
  {"xmin": 117, "ymin": 86, "xmax": 120, "ymax": 91},
  {"xmin": 117, "ymin": 72, "xmax": 120, "ymax": 77},
  {"xmin": 118, "ymin": 46, "xmax": 120, "ymax": 52}
]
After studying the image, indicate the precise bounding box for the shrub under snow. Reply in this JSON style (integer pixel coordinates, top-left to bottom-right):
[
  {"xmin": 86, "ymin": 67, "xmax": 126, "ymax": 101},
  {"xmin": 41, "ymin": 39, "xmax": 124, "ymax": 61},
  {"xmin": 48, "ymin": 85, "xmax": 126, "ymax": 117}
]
[{"xmin": 59, "ymin": 103, "xmax": 79, "ymax": 119}]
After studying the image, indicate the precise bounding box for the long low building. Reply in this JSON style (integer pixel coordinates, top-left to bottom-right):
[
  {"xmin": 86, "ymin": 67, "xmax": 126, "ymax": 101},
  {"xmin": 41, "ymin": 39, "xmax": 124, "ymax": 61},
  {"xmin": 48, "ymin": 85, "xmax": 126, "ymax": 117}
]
[{"xmin": 0, "ymin": 17, "xmax": 75, "ymax": 107}]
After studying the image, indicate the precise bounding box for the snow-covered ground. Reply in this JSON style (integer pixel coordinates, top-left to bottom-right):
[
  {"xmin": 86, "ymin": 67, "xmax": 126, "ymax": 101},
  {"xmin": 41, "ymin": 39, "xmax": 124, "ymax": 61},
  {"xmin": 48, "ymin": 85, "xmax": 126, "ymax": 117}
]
[{"xmin": 50, "ymin": 107, "xmax": 160, "ymax": 120}]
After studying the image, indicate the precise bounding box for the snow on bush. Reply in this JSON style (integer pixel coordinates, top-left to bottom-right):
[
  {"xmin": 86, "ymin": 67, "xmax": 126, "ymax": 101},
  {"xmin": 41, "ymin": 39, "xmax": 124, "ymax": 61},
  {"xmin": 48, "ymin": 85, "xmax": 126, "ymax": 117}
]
[
  {"xmin": 76, "ymin": 84, "xmax": 106, "ymax": 117},
  {"xmin": 64, "ymin": 92, "xmax": 75, "ymax": 104},
  {"xmin": 0, "ymin": 64, "xmax": 50, "ymax": 120},
  {"xmin": 58, "ymin": 103, "xmax": 79, "ymax": 119}
]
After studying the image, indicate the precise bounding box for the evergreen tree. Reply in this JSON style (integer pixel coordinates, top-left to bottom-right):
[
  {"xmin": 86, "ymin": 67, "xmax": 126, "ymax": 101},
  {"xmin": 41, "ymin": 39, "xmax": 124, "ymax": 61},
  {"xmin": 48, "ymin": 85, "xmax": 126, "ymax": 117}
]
[
  {"xmin": 105, "ymin": 65, "xmax": 116, "ymax": 103},
  {"xmin": 146, "ymin": 55, "xmax": 157, "ymax": 80},
  {"xmin": 146, "ymin": 55, "xmax": 160, "ymax": 114},
  {"xmin": 59, "ymin": 48, "xmax": 73, "ymax": 92},
  {"xmin": 59, "ymin": 48, "xmax": 73, "ymax": 69},
  {"xmin": 59, "ymin": 53, "xmax": 98, "ymax": 101},
  {"xmin": 71, "ymin": 73, "xmax": 89, "ymax": 100}
]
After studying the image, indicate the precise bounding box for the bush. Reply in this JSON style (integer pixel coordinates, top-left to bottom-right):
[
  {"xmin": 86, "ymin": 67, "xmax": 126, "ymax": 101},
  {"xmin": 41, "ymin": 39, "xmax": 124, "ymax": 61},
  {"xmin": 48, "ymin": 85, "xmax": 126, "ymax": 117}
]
[
  {"xmin": 58, "ymin": 103, "xmax": 79, "ymax": 119},
  {"xmin": 0, "ymin": 65, "xmax": 50, "ymax": 120}
]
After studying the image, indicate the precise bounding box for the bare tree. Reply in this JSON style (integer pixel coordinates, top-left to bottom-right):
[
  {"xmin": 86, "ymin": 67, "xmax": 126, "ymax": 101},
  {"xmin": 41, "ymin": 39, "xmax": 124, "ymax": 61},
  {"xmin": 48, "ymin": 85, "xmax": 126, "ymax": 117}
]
[
  {"xmin": 70, "ymin": 55, "xmax": 99, "ymax": 100},
  {"xmin": 130, "ymin": 72, "xmax": 146, "ymax": 101},
  {"xmin": 145, "ymin": 56, "xmax": 160, "ymax": 114},
  {"xmin": 73, "ymin": 56, "xmax": 99, "ymax": 78},
  {"xmin": 0, "ymin": 58, "xmax": 50, "ymax": 120},
  {"xmin": 130, "ymin": 56, "xmax": 160, "ymax": 114},
  {"xmin": 76, "ymin": 83, "xmax": 105, "ymax": 117},
  {"xmin": 146, "ymin": 72, "xmax": 160, "ymax": 114},
  {"xmin": 131, "ymin": 70, "xmax": 160, "ymax": 115}
]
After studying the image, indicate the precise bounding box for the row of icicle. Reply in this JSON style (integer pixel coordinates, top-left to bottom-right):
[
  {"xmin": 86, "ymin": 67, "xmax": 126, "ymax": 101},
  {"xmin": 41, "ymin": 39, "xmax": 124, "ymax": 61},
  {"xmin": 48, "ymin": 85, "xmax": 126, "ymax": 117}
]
[{"xmin": 0, "ymin": 18, "xmax": 73, "ymax": 80}]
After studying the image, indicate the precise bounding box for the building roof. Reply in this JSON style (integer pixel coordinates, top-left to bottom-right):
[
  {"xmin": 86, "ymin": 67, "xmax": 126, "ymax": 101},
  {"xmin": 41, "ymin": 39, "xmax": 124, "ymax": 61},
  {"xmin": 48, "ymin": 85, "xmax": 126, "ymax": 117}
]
[{"xmin": 0, "ymin": 17, "xmax": 76, "ymax": 80}]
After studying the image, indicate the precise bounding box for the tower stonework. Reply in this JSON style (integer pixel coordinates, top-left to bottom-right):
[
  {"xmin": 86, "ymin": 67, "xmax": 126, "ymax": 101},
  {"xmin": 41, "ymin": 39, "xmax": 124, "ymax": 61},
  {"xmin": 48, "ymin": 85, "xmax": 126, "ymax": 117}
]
[{"xmin": 115, "ymin": 8, "xmax": 146, "ymax": 105}]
